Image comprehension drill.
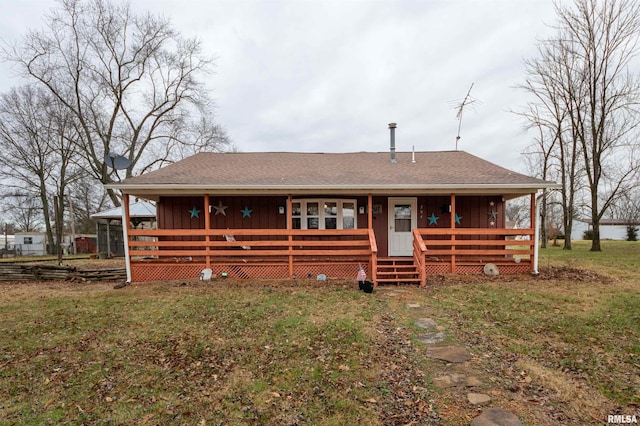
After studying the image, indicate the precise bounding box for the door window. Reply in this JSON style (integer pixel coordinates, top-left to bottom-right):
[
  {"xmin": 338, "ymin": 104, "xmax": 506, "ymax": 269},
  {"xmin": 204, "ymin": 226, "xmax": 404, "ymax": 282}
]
[{"xmin": 394, "ymin": 204, "xmax": 412, "ymax": 232}]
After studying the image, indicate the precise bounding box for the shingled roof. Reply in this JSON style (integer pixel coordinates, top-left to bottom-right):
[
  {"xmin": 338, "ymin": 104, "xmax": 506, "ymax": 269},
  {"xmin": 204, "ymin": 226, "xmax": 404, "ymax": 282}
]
[{"xmin": 109, "ymin": 151, "xmax": 555, "ymax": 198}]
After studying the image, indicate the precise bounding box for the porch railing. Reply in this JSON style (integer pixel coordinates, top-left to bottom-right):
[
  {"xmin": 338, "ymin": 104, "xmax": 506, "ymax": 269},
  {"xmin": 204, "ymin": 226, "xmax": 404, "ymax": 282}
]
[
  {"xmin": 126, "ymin": 228, "xmax": 378, "ymax": 282},
  {"xmin": 413, "ymin": 228, "xmax": 535, "ymax": 284}
]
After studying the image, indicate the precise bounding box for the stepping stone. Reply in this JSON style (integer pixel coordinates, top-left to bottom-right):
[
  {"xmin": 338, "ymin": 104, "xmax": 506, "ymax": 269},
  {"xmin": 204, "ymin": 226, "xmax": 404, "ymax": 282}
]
[
  {"xmin": 415, "ymin": 318, "xmax": 437, "ymax": 330},
  {"xmin": 433, "ymin": 373, "xmax": 467, "ymax": 388},
  {"xmin": 406, "ymin": 303, "xmax": 421, "ymax": 309},
  {"xmin": 466, "ymin": 376, "xmax": 483, "ymax": 387},
  {"xmin": 425, "ymin": 346, "xmax": 472, "ymax": 363},
  {"xmin": 416, "ymin": 332, "xmax": 446, "ymax": 344},
  {"xmin": 471, "ymin": 407, "xmax": 523, "ymax": 426},
  {"xmin": 467, "ymin": 392, "xmax": 491, "ymax": 405}
]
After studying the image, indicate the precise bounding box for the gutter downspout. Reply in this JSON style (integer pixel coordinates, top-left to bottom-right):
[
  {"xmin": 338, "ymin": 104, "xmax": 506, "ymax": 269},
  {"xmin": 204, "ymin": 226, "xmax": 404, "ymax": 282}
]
[
  {"xmin": 532, "ymin": 191, "xmax": 542, "ymax": 275},
  {"xmin": 121, "ymin": 193, "xmax": 132, "ymax": 283}
]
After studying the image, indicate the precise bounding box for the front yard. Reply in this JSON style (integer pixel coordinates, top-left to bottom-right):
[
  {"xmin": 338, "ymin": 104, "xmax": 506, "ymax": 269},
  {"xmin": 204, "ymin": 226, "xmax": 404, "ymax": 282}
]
[{"xmin": 0, "ymin": 241, "xmax": 638, "ymax": 424}]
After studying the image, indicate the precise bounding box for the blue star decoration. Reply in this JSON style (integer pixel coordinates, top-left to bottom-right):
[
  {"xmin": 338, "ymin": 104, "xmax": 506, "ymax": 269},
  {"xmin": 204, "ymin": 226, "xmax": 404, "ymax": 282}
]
[
  {"xmin": 427, "ymin": 213, "xmax": 439, "ymax": 225},
  {"xmin": 241, "ymin": 206, "xmax": 253, "ymax": 218},
  {"xmin": 188, "ymin": 206, "xmax": 200, "ymax": 218},
  {"xmin": 455, "ymin": 213, "xmax": 462, "ymax": 225}
]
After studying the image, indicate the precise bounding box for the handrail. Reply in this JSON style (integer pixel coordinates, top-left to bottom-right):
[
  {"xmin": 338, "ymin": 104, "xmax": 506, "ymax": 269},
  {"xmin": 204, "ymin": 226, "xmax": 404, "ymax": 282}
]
[
  {"xmin": 413, "ymin": 227, "xmax": 535, "ymax": 279},
  {"xmin": 127, "ymin": 227, "xmax": 378, "ymax": 280}
]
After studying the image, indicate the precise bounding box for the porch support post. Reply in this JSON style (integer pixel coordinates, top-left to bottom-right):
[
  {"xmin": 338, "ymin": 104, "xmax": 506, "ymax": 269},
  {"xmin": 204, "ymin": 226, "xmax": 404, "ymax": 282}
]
[
  {"xmin": 287, "ymin": 194, "xmax": 293, "ymax": 278},
  {"xmin": 368, "ymin": 193, "xmax": 375, "ymax": 283},
  {"xmin": 531, "ymin": 192, "xmax": 539, "ymax": 274},
  {"xmin": 450, "ymin": 193, "xmax": 456, "ymax": 274},
  {"xmin": 367, "ymin": 193, "xmax": 373, "ymax": 229},
  {"xmin": 204, "ymin": 193, "xmax": 211, "ymax": 269},
  {"xmin": 121, "ymin": 193, "xmax": 132, "ymax": 283}
]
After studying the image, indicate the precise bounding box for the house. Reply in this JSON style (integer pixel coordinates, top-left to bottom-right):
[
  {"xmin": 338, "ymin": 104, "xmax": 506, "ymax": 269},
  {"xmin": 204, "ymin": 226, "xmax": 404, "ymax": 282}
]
[
  {"xmin": 108, "ymin": 127, "xmax": 556, "ymax": 285},
  {"xmin": 13, "ymin": 232, "xmax": 97, "ymax": 256},
  {"xmin": 91, "ymin": 201, "xmax": 156, "ymax": 257},
  {"xmin": 570, "ymin": 218, "xmax": 639, "ymax": 241},
  {"xmin": 14, "ymin": 232, "xmax": 47, "ymax": 256}
]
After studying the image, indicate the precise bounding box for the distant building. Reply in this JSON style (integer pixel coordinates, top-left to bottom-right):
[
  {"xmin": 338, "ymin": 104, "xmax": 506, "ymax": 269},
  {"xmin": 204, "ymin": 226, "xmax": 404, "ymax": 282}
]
[
  {"xmin": 91, "ymin": 200, "xmax": 156, "ymax": 257},
  {"xmin": 571, "ymin": 218, "xmax": 639, "ymax": 240}
]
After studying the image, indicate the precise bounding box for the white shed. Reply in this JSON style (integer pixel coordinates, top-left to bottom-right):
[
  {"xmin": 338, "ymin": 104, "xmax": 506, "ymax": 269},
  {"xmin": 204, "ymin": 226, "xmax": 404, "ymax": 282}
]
[
  {"xmin": 570, "ymin": 219, "xmax": 638, "ymax": 240},
  {"xmin": 15, "ymin": 232, "xmax": 47, "ymax": 256}
]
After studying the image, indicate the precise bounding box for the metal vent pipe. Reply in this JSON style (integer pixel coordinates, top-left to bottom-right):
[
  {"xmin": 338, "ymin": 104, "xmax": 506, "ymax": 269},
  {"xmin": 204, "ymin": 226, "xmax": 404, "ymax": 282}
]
[{"xmin": 388, "ymin": 122, "xmax": 397, "ymax": 163}]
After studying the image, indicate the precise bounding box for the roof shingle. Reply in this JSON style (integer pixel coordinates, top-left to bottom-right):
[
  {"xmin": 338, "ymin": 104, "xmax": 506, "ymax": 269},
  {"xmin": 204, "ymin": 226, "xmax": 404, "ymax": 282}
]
[{"xmin": 116, "ymin": 151, "xmax": 552, "ymax": 189}]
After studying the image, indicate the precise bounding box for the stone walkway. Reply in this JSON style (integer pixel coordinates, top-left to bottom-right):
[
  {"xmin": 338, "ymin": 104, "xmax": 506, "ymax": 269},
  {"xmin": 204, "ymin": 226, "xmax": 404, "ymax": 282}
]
[{"xmin": 406, "ymin": 302, "xmax": 524, "ymax": 426}]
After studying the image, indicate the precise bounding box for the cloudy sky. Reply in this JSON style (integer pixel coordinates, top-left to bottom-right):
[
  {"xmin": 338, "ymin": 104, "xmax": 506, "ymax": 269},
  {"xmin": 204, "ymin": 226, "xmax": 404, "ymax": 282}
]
[{"xmin": 0, "ymin": 0, "xmax": 559, "ymax": 173}]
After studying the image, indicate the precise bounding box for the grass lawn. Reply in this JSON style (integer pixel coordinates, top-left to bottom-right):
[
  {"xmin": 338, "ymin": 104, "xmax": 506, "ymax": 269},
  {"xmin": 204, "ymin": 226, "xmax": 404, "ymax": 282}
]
[{"xmin": 0, "ymin": 240, "xmax": 638, "ymax": 425}]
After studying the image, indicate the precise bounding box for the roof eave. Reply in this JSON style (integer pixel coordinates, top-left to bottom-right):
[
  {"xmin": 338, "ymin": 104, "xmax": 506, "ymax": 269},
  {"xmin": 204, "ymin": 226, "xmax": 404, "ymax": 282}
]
[{"xmin": 106, "ymin": 183, "xmax": 558, "ymax": 199}]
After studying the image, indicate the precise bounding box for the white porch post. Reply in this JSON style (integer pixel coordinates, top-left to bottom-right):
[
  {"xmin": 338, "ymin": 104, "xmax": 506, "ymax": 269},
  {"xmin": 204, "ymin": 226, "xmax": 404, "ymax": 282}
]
[
  {"xmin": 121, "ymin": 193, "xmax": 132, "ymax": 283},
  {"xmin": 532, "ymin": 191, "xmax": 540, "ymax": 275}
]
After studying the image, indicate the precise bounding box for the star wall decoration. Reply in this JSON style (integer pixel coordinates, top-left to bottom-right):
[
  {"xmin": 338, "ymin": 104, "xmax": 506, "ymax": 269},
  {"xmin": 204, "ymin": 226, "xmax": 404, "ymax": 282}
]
[
  {"xmin": 427, "ymin": 213, "xmax": 439, "ymax": 225},
  {"xmin": 241, "ymin": 206, "xmax": 253, "ymax": 218},
  {"xmin": 488, "ymin": 210, "xmax": 498, "ymax": 220},
  {"xmin": 213, "ymin": 201, "xmax": 228, "ymax": 216},
  {"xmin": 188, "ymin": 206, "xmax": 200, "ymax": 219},
  {"xmin": 455, "ymin": 214, "xmax": 462, "ymax": 225}
]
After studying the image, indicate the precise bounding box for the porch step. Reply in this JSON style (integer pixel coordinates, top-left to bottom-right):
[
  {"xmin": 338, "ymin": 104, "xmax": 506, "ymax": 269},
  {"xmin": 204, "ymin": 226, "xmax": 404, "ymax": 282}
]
[{"xmin": 376, "ymin": 257, "xmax": 421, "ymax": 286}]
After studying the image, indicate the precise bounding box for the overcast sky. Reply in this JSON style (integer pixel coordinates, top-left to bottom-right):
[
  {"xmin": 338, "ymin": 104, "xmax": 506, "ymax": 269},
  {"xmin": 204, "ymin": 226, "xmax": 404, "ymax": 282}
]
[{"xmin": 0, "ymin": 0, "xmax": 560, "ymax": 173}]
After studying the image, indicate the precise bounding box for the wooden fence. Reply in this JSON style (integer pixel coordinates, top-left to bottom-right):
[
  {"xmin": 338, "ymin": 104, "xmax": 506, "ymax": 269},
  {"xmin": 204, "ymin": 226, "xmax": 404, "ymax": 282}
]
[{"xmin": 0, "ymin": 264, "xmax": 126, "ymax": 281}]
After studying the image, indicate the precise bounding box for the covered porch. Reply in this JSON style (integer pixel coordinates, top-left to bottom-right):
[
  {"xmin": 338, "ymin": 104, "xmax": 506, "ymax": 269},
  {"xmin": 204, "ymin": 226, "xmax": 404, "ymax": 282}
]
[{"xmin": 121, "ymin": 193, "xmax": 538, "ymax": 286}]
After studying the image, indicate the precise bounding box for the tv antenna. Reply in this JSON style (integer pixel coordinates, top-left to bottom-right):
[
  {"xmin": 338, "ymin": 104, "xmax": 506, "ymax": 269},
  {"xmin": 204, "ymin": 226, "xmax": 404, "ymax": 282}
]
[
  {"xmin": 453, "ymin": 83, "xmax": 478, "ymax": 150},
  {"xmin": 104, "ymin": 152, "xmax": 131, "ymax": 181}
]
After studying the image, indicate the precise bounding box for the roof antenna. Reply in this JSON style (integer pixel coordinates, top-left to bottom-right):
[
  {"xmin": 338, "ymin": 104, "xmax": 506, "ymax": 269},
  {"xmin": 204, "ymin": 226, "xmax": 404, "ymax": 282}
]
[{"xmin": 453, "ymin": 83, "xmax": 477, "ymax": 150}]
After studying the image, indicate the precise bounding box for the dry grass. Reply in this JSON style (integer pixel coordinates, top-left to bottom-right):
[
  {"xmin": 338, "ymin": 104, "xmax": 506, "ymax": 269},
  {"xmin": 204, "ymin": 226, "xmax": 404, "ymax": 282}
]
[{"xmin": 0, "ymin": 241, "xmax": 638, "ymax": 425}]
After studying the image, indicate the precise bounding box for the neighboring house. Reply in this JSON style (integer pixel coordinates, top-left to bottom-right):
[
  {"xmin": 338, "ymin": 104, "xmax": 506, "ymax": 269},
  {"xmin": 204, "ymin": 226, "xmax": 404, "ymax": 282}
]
[
  {"xmin": 571, "ymin": 218, "xmax": 639, "ymax": 241},
  {"xmin": 13, "ymin": 232, "xmax": 97, "ymax": 256},
  {"xmin": 14, "ymin": 232, "xmax": 47, "ymax": 256},
  {"xmin": 108, "ymin": 133, "xmax": 556, "ymax": 285},
  {"xmin": 91, "ymin": 201, "xmax": 156, "ymax": 257}
]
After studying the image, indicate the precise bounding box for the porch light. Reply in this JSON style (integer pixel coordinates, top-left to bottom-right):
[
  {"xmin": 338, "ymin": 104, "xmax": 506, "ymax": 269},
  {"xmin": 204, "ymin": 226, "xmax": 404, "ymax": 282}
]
[
  {"xmin": 359, "ymin": 206, "xmax": 365, "ymax": 214},
  {"xmin": 278, "ymin": 206, "xmax": 285, "ymax": 214}
]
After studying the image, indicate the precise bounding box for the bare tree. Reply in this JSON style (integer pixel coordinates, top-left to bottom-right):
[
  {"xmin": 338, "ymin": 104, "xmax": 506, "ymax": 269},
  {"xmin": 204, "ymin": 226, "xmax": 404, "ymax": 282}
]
[
  {"xmin": 0, "ymin": 85, "xmax": 81, "ymax": 254},
  {"xmin": 520, "ymin": 0, "xmax": 640, "ymax": 252},
  {"xmin": 557, "ymin": 0, "xmax": 640, "ymax": 251},
  {"xmin": 68, "ymin": 173, "xmax": 111, "ymax": 234},
  {"xmin": 3, "ymin": 0, "xmax": 231, "ymax": 206},
  {"xmin": 519, "ymin": 40, "xmax": 583, "ymax": 251},
  {"xmin": 0, "ymin": 192, "xmax": 44, "ymax": 232}
]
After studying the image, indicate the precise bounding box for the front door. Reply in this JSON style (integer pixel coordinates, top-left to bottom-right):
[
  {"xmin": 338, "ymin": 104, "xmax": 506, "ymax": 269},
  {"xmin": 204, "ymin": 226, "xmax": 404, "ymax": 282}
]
[{"xmin": 388, "ymin": 197, "xmax": 417, "ymax": 256}]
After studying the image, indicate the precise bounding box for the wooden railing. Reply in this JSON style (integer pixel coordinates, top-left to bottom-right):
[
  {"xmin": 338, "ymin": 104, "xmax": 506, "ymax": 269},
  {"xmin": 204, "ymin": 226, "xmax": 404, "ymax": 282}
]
[
  {"xmin": 413, "ymin": 228, "xmax": 535, "ymax": 283},
  {"xmin": 127, "ymin": 228, "xmax": 378, "ymax": 281}
]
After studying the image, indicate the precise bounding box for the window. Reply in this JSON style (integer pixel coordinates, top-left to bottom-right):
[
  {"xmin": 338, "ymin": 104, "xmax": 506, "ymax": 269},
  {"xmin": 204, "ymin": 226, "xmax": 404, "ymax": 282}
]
[
  {"xmin": 394, "ymin": 204, "xmax": 412, "ymax": 232},
  {"xmin": 291, "ymin": 199, "xmax": 358, "ymax": 230},
  {"xmin": 24, "ymin": 237, "xmax": 33, "ymax": 244}
]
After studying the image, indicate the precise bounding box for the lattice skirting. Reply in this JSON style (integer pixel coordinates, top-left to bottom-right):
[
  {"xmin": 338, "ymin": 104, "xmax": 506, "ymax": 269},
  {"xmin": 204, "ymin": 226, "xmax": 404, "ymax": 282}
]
[
  {"xmin": 424, "ymin": 263, "xmax": 531, "ymax": 275},
  {"xmin": 131, "ymin": 263, "xmax": 205, "ymax": 282},
  {"xmin": 131, "ymin": 261, "xmax": 368, "ymax": 282},
  {"xmin": 131, "ymin": 261, "xmax": 528, "ymax": 283}
]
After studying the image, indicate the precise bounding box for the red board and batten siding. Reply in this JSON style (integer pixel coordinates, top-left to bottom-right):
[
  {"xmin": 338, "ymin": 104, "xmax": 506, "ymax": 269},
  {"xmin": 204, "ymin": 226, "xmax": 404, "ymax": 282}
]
[{"xmin": 156, "ymin": 194, "xmax": 506, "ymax": 258}]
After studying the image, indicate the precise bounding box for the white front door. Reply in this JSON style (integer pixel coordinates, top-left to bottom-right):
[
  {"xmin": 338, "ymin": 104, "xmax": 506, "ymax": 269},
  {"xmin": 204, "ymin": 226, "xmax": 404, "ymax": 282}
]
[{"xmin": 388, "ymin": 197, "xmax": 417, "ymax": 256}]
